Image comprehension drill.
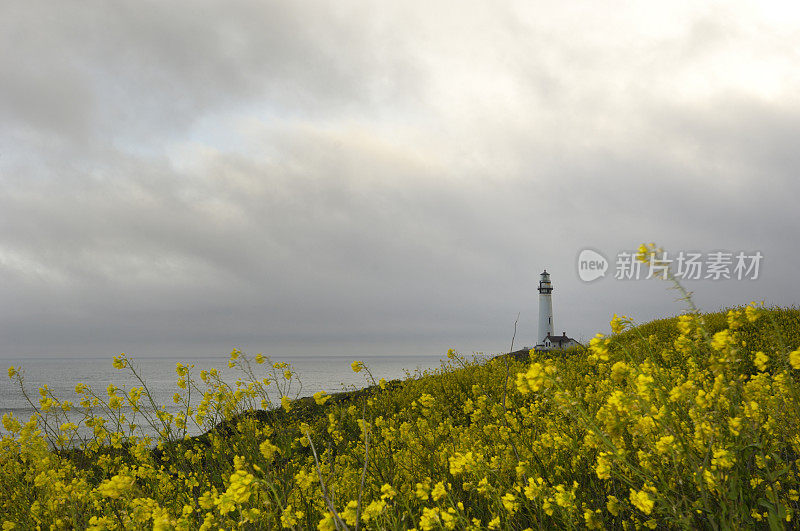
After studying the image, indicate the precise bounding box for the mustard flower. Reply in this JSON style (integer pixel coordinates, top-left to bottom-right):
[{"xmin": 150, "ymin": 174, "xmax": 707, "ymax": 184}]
[
  {"xmin": 280, "ymin": 505, "xmax": 299, "ymax": 527},
  {"xmin": 317, "ymin": 514, "xmax": 336, "ymax": 531},
  {"xmin": 710, "ymin": 330, "xmax": 732, "ymax": 352},
  {"xmin": 341, "ymin": 501, "xmax": 359, "ymax": 527},
  {"xmin": 727, "ymin": 309, "xmax": 745, "ymax": 330},
  {"xmin": 260, "ymin": 439, "xmax": 280, "ymax": 461},
  {"xmin": 655, "ymin": 435, "xmax": 674, "ymax": 455},
  {"xmin": 314, "ymin": 390, "xmax": 331, "ymax": 405},
  {"xmin": 431, "ymin": 481, "xmax": 447, "ymax": 501},
  {"xmin": 361, "ymin": 499, "xmax": 386, "ymax": 524},
  {"xmin": 554, "ymin": 482, "xmax": 577, "ymax": 509},
  {"xmin": 516, "ymin": 362, "xmax": 552, "ymax": 394},
  {"xmin": 588, "ymin": 333, "xmax": 610, "ymax": 361},
  {"xmin": 415, "ymin": 480, "xmax": 430, "ymax": 501},
  {"xmin": 419, "ymin": 507, "xmax": 440, "ymax": 531},
  {"xmin": 629, "ymin": 488, "xmax": 654, "ymax": 515},
  {"xmin": 295, "ymin": 468, "xmax": 315, "ymax": 490},
  {"xmin": 226, "ymin": 469, "xmax": 255, "ymax": 504},
  {"xmin": 97, "ymin": 473, "xmax": 135, "ymax": 499},
  {"xmin": 418, "ymin": 393, "xmax": 435, "ymax": 409},
  {"xmin": 610, "ymin": 361, "xmax": 629, "ymax": 383},
  {"xmin": 381, "ymin": 484, "xmax": 397, "ymax": 500},
  {"xmin": 449, "ymin": 451, "xmax": 477, "ymax": 476},
  {"xmin": 610, "ymin": 313, "xmax": 631, "ymax": 334},
  {"xmin": 712, "ymin": 449, "xmax": 734, "ymax": 469},
  {"xmin": 595, "ymin": 452, "xmax": 612, "ymax": 479},
  {"xmin": 789, "ymin": 348, "xmax": 800, "ymax": 370},
  {"xmin": 502, "ymin": 492, "xmax": 519, "ymax": 513},
  {"xmin": 754, "ymin": 351, "xmax": 768, "ymax": 371},
  {"xmin": 745, "ymin": 304, "xmax": 761, "ymax": 322}
]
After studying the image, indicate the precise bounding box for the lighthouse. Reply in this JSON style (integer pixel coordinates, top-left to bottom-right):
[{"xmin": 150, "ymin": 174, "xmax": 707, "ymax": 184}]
[
  {"xmin": 537, "ymin": 270, "xmax": 554, "ymax": 345},
  {"xmin": 535, "ymin": 270, "xmax": 581, "ymax": 351}
]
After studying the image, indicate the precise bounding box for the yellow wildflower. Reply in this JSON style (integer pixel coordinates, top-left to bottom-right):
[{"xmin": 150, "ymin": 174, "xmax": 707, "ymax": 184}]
[
  {"xmin": 502, "ymin": 492, "xmax": 518, "ymax": 513},
  {"xmin": 97, "ymin": 473, "xmax": 135, "ymax": 499},
  {"xmin": 361, "ymin": 499, "xmax": 386, "ymax": 524},
  {"xmin": 745, "ymin": 304, "xmax": 761, "ymax": 322},
  {"xmin": 314, "ymin": 391, "xmax": 331, "ymax": 405},
  {"xmin": 595, "ymin": 452, "xmax": 612, "ymax": 479},
  {"xmin": 789, "ymin": 348, "xmax": 800, "ymax": 370},
  {"xmin": 655, "ymin": 435, "xmax": 674, "ymax": 455},
  {"xmin": 629, "ymin": 488, "xmax": 654, "ymax": 515},
  {"xmin": 420, "ymin": 507, "xmax": 440, "ymax": 531},
  {"xmin": 259, "ymin": 439, "xmax": 280, "ymax": 462},
  {"xmin": 431, "ymin": 481, "xmax": 447, "ymax": 501},
  {"xmin": 415, "ymin": 479, "xmax": 430, "ymax": 501},
  {"xmin": 610, "ymin": 361, "xmax": 629, "ymax": 383},
  {"xmin": 754, "ymin": 351, "xmax": 768, "ymax": 371},
  {"xmin": 711, "ymin": 330, "xmax": 732, "ymax": 352},
  {"xmin": 712, "ymin": 449, "xmax": 734, "ymax": 469},
  {"xmin": 588, "ymin": 333, "xmax": 610, "ymax": 361},
  {"xmin": 317, "ymin": 514, "xmax": 336, "ymax": 531},
  {"xmin": 280, "ymin": 505, "xmax": 298, "ymax": 527},
  {"xmin": 380, "ymin": 484, "xmax": 396, "ymax": 500},
  {"xmin": 610, "ymin": 314, "xmax": 631, "ymax": 334}
]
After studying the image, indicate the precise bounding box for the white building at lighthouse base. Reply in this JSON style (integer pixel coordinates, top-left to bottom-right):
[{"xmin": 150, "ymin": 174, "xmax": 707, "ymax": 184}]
[{"xmin": 538, "ymin": 332, "xmax": 581, "ymax": 351}]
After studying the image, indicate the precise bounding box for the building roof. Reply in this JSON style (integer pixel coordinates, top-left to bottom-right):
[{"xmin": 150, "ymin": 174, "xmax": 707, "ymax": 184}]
[{"xmin": 545, "ymin": 332, "xmax": 578, "ymax": 344}]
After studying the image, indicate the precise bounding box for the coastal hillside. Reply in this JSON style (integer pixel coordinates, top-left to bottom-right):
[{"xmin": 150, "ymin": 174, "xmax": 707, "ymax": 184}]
[{"xmin": 3, "ymin": 304, "xmax": 800, "ymax": 529}]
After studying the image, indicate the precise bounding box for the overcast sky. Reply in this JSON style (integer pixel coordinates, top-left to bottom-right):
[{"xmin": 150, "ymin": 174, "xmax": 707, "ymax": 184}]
[{"xmin": 1, "ymin": 0, "xmax": 798, "ymax": 361}]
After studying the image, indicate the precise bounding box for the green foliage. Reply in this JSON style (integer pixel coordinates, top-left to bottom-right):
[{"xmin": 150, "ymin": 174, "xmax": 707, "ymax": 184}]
[{"xmin": 2, "ymin": 301, "xmax": 800, "ymax": 529}]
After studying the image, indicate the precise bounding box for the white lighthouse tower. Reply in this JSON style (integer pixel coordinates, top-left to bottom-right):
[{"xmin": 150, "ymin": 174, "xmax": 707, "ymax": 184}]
[{"xmin": 537, "ymin": 270, "xmax": 554, "ymax": 346}]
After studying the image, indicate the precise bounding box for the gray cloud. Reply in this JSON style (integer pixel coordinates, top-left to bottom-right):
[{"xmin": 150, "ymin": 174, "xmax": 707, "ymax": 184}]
[{"xmin": 1, "ymin": 1, "xmax": 798, "ymax": 360}]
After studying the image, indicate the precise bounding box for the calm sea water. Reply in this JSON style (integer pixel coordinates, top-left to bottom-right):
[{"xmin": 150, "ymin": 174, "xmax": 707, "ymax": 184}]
[{"xmin": 0, "ymin": 354, "xmax": 445, "ymax": 440}]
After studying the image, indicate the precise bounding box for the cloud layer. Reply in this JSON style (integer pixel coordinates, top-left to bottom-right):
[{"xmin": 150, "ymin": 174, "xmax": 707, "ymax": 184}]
[{"xmin": 1, "ymin": 0, "xmax": 798, "ymax": 359}]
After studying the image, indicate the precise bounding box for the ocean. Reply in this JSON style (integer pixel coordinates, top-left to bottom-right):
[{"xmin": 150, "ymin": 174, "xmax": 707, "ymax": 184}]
[{"xmin": 0, "ymin": 354, "xmax": 446, "ymax": 440}]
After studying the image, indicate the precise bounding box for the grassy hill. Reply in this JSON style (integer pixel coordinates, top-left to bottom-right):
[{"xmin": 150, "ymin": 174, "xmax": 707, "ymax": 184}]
[{"xmin": 2, "ymin": 304, "xmax": 800, "ymax": 529}]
